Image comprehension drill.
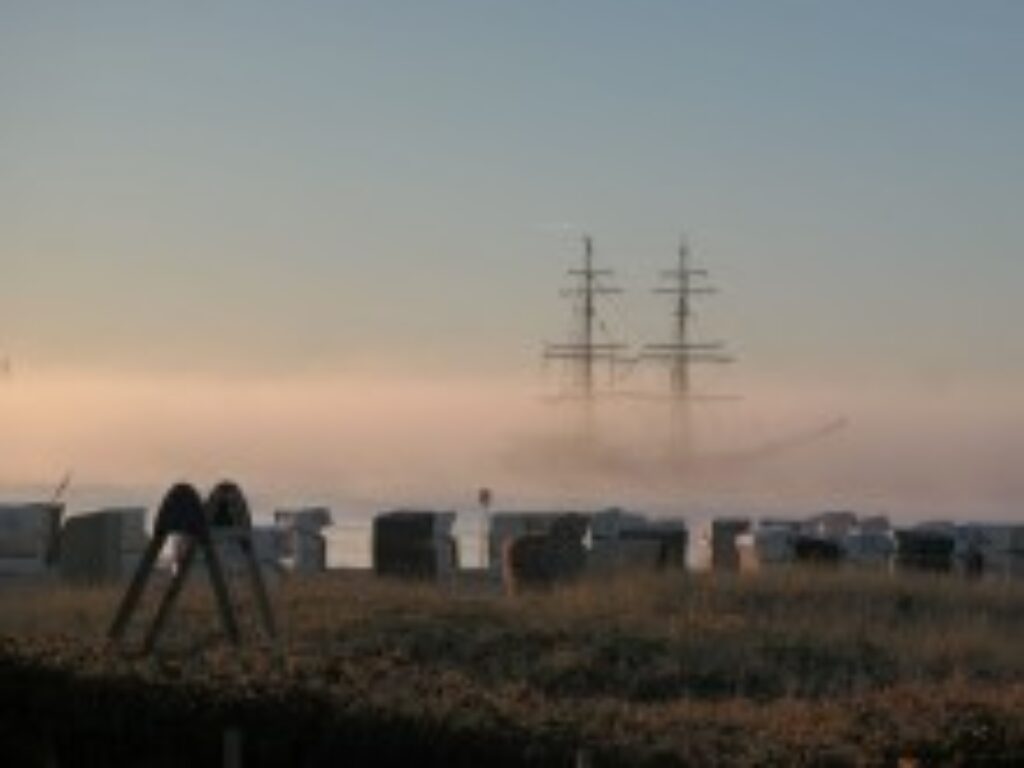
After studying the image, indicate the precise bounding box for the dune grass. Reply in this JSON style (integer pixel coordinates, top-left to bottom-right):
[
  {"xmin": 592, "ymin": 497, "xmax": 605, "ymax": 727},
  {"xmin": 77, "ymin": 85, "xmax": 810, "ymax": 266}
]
[{"xmin": 0, "ymin": 568, "xmax": 1022, "ymax": 765}]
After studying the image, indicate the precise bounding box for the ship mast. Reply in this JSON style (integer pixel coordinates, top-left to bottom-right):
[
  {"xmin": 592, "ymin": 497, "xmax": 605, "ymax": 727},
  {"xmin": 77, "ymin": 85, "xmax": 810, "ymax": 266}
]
[
  {"xmin": 642, "ymin": 236, "xmax": 733, "ymax": 446},
  {"xmin": 544, "ymin": 234, "xmax": 624, "ymax": 436}
]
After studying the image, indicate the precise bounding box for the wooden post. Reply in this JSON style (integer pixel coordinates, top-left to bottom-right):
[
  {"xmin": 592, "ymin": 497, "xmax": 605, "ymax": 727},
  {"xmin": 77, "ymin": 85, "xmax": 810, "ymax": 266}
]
[
  {"xmin": 223, "ymin": 727, "xmax": 243, "ymax": 768},
  {"xmin": 196, "ymin": 533, "xmax": 238, "ymax": 645},
  {"xmin": 108, "ymin": 532, "xmax": 165, "ymax": 643},
  {"xmin": 141, "ymin": 540, "xmax": 197, "ymax": 654},
  {"xmin": 241, "ymin": 538, "xmax": 277, "ymax": 640}
]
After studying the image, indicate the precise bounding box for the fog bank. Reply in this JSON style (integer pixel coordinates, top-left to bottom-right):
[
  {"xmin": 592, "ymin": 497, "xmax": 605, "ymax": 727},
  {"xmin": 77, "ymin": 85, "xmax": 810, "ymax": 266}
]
[{"xmin": 1, "ymin": 370, "xmax": 1021, "ymax": 522}]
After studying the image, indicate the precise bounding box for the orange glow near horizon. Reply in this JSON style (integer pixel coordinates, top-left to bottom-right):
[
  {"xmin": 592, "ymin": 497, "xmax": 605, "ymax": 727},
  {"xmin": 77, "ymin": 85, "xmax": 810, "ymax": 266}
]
[{"xmin": 1, "ymin": 368, "xmax": 1022, "ymax": 521}]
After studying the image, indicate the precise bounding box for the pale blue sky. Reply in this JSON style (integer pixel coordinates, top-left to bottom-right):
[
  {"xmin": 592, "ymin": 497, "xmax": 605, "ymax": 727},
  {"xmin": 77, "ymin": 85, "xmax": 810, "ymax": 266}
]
[{"xmin": 2, "ymin": 1, "xmax": 1022, "ymax": 385}]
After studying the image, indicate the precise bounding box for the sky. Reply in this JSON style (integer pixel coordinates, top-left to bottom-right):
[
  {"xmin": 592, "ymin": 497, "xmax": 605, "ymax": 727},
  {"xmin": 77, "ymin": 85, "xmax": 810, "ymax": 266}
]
[{"xmin": 1, "ymin": 2, "xmax": 1023, "ymax": 517}]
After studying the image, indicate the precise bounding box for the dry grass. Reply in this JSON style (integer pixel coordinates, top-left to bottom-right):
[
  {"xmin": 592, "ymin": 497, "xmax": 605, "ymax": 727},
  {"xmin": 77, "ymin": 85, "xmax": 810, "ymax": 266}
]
[{"xmin": 1, "ymin": 567, "xmax": 1023, "ymax": 765}]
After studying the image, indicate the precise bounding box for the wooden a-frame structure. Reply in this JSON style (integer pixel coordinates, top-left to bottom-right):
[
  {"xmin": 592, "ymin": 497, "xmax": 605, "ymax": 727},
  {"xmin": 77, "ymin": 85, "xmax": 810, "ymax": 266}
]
[{"xmin": 108, "ymin": 481, "xmax": 277, "ymax": 654}]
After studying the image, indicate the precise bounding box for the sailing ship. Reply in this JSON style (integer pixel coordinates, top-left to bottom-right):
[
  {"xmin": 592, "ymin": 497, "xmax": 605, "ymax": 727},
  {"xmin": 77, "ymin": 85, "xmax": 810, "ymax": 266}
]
[{"xmin": 535, "ymin": 234, "xmax": 845, "ymax": 481}]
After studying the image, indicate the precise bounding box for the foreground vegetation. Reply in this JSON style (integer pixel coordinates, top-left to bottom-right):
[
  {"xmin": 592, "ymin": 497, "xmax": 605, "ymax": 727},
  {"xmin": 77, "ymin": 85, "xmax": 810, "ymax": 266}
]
[{"xmin": 1, "ymin": 568, "xmax": 1023, "ymax": 766}]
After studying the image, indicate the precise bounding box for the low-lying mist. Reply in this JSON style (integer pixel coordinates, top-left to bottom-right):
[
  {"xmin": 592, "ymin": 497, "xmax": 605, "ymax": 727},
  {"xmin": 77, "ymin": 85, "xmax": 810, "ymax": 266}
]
[{"xmin": 1, "ymin": 369, "xmax": 1021, "ymax": 522}]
